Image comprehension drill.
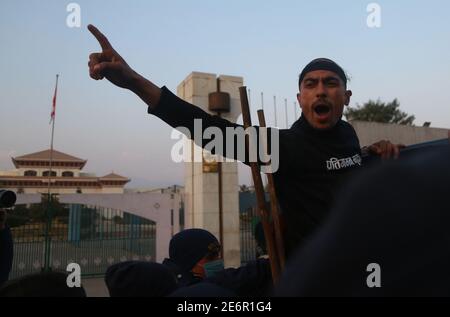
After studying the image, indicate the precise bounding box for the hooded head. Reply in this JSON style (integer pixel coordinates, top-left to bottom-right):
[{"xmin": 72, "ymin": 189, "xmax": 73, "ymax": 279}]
[
  {"xmin": 169, "ymin": 229, "xmax": 220, "ymax": 273},
  {"xmin": 0, "ymin": 271, "xmax": 87, "ymax": 297},
  {"xmin": 105, "ymin": 261, "xmax": 177, "ymax": 297}
]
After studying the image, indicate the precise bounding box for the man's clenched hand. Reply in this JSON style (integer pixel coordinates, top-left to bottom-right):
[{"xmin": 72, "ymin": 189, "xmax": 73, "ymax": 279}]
[{"xmin": 368, "ymin": 140, "xmax": 406, "ymax": 160}]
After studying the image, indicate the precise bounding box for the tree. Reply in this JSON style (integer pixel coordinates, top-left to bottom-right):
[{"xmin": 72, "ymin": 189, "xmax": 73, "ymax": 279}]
[
  {"xmin": 239, "ymin": 184, "xmax": 251, "ymax": 192},
  {"xmin": 344, "ymin": 99, "xmax": 415, "ymax": 125},
  {"xmin": 8, "ymin": 205, "xmax": 30, "ymax": 227},
  {"xmin": 113, "ymin": 215, "xmax": 124, "ymax": 224}
]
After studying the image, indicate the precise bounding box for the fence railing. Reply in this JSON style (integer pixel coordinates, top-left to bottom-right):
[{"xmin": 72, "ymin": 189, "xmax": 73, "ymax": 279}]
[
  {"xmin": 9, "ymin": 200, "xmax": 156, "ymax": 279},
  {"xmin": 240, "ymin": 207, "xmax": 260, "ymax": 264}
]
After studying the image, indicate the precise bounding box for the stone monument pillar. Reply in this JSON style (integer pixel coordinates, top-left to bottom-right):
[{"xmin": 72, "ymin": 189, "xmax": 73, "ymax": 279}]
[{"xmin": 178, "ymin": 72, "xmax": 242, "ymax": 268}]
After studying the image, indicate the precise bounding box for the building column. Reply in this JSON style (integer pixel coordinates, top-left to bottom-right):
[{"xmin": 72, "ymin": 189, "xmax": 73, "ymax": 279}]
[{"xmin": 179, "ymin": 72, "xmax": 242, "ymax": 268}]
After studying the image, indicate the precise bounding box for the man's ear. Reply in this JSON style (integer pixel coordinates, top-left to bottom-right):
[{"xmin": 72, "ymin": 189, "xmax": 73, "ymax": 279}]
[
  {"xmin": 344, "ymin": 90, "xmax": 352, "ymax": 106},
  {"xmin": 296, "ymin": 93, "xmax": 302, "ymax": 109}
]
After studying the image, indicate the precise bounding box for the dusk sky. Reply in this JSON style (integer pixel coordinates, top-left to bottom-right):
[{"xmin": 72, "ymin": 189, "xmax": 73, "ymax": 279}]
[{"xmin": 1, "ymin": 0, "xmax": 449, "ymax": 188}]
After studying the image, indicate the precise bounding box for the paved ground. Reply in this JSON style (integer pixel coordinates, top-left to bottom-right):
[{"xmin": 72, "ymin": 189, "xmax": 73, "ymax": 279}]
[{"xmin": 82, "ymin": 277, "xmax": 110, "ymax": 297}]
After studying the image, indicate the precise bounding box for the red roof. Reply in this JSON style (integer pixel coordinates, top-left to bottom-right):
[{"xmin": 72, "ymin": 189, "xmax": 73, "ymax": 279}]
[
  {"xmin": 100, "ymin": 173, "xmax": 130, "ymax": 181},
  {"xmin": 12, "ymin": 149, "xmax": 87, "ymax": 168}
]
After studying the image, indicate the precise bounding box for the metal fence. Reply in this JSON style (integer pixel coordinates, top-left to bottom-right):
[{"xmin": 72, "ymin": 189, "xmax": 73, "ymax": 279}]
[
  {"xmin": 240, "ymin": 206, "xmax": 259, "ymax": 264},
  {"xmin": 8, "ymin": 194, "xmax": 267, "ymax": 278},
  {"xmin": 9, "ymin": 198, "xmax": 156, "ymax": 279}
]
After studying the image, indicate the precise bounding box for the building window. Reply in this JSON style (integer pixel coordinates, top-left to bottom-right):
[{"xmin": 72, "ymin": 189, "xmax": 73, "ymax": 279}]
[
  {"xmin": 42, "ymin": 171, "xmax": 57, "ymax": 177},
  {"xmin": 76, "ymin": 188, "xmax": 82, "ymax": 194},
  {"xmin": 62, "ymin": 171, "xmax": 74, "ymax": 177},
  {"xmin": 24, "ymin": 170, "xmax": 37, "ymax": 177}
]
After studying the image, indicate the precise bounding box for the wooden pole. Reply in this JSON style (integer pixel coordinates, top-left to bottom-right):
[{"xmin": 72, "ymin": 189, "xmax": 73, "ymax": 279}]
[
  {"xmin": 239, "ymin": 86, "xmax": 281, "ymax": 282},
  {"xmin": 257, "ymin": 109, "xmax": 286, "ymax": 269}
]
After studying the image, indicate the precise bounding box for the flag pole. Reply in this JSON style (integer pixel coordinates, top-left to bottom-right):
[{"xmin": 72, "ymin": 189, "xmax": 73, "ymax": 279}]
[
  {"xmin": 47, "ymin": 74, "xmax": 59, "ymax": 197},
  {"xmin": 44, "ymin": 74, "xmax": 59, "ymax": 271}
]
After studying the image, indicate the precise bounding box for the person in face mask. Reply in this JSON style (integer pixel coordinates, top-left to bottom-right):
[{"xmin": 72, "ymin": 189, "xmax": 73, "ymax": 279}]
[
  {"xmin": 164, "ymin": 228, "xmax": 272, "ymax": 296},
  {"xmin": 162, "ymin": 229, "xmax": 224, "ymax": 287}
]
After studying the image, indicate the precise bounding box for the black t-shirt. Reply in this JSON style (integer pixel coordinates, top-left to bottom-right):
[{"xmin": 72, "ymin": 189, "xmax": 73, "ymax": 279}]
[{"xmin": 149, "ymin": 86, "xmax": 362, "ymax": 256}]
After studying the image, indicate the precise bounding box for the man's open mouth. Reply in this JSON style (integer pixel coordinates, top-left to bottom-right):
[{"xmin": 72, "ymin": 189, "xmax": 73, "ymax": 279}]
[{"xmin": 313, "ymin": 104, "xmax": 331, "ymax": 115}]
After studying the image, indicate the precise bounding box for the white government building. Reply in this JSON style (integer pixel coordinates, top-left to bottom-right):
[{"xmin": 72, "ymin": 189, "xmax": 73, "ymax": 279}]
[{"xmin": 0, "ymin": 149, "xmax": 130, "ymax": 194}]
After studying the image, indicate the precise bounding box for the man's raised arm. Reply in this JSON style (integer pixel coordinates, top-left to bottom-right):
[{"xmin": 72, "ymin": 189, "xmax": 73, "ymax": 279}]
[{"xmin": 87, "ymin": 25, "xmax": 278, "ymax": 169}]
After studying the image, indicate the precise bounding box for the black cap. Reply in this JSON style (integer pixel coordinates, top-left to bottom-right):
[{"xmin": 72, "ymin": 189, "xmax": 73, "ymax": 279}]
[
  {"xmin": 169, "ymin": 229, "xmax": 220, "ymax": 272},
  {"xmin": 299, "ymin": 58, "xmax": 347, "ymax": 88}
]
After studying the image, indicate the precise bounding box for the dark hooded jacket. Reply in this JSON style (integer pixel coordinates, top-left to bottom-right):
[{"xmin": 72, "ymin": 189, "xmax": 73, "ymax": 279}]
[{"xmin": 149, "ymin": 87, "xmax": 362, "ymax": 256}]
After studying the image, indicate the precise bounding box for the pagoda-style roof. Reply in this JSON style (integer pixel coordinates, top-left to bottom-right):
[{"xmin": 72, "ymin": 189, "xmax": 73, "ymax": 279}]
[
  {"xmin": 99, "ymin": 172, "xmax": 130, "ymax": 182},
  {"xmin": 14, "ymin": 149, "xmax": 85, "ymax": 162},
  {"xmin": 12, "ymin": 149, "xmax": 87, "ymax": 169}
]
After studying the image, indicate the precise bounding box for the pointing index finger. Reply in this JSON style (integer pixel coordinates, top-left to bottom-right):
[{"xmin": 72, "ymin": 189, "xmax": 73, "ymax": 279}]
[{"xmin": 88, "ymin": 24, "xmax": 112, "ymax": 51}]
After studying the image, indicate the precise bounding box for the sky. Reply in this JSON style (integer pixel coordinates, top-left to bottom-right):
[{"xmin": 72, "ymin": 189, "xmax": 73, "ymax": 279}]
[{"xmin": 1, "ymin": 0, "xmax": 449, "ymax": 188}]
